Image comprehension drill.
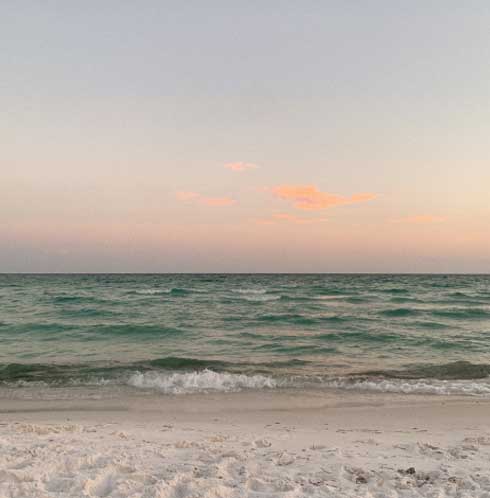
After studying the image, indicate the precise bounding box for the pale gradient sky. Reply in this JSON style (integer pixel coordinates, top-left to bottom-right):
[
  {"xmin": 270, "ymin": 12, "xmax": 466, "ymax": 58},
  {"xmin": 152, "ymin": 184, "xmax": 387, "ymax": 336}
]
[{"xmin": 2, "ymin": 1, "xmax": 490, "ymax": 272}]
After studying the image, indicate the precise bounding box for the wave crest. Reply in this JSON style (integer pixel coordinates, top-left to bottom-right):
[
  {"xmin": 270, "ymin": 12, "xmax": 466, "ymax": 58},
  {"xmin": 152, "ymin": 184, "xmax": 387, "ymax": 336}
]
[
  {"xmin": 232, "ymin": 288, "xmax": 267, "ymax": 295},
  {"xmin": 325, "ymin": 377, "xmax": 490, "ymax": 396},
  {"xmin": 127, "ymin": 369, "xmax": 277, "ymax": 394},
  {"xmin": 134, "ymin": 289, "xmax": 171, "ymax": 295}
]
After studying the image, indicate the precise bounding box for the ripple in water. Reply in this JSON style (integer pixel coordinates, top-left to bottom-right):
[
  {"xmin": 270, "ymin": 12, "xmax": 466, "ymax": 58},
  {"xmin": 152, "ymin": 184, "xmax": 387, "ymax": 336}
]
[{"xmin": 1, "ymin": 274, "xmax": 490, "ymax": 397}]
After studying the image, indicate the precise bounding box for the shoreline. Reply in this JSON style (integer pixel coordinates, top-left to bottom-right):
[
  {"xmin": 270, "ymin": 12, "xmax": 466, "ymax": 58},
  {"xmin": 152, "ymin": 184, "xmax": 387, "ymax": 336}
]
[{"xmin": 2, "ymin": 387, "xmax": 490, "ymax": 416}]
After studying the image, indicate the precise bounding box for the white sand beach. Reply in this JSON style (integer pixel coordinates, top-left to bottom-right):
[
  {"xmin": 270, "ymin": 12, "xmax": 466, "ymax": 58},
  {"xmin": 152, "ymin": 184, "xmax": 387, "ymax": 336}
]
[{"xmin": 2, "ymin": 390, "xmax": 490, "ymax": 497}]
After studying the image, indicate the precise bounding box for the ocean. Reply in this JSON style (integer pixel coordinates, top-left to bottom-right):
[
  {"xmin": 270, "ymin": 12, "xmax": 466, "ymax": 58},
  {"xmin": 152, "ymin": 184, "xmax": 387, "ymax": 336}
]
[{"xmin": 1, "ymin": 273, "xmax": 490, "ymax": 398}]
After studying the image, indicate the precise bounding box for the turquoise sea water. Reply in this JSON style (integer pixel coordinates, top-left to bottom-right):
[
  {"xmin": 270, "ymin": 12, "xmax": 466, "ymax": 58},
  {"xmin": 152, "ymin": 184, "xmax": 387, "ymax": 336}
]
[{"xmin": 1, "ymin": 274, "xmax": 490, "ymax": 397}]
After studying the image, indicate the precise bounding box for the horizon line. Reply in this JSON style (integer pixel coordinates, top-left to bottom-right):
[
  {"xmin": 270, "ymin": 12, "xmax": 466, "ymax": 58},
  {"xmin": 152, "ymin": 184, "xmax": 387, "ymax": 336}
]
[{"xmin": 1, "ymin": 272, "xmax": 489, "ymax": 276}]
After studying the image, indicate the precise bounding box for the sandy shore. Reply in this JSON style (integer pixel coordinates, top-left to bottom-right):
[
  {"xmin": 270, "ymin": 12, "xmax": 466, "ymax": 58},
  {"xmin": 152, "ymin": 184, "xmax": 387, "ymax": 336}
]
[{"xmin": 1, "ymin": 390, "xmax": 490, "ymax": 497}]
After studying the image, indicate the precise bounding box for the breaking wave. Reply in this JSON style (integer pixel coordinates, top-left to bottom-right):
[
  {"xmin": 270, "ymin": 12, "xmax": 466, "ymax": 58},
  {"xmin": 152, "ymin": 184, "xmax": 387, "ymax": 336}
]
[
  {"xmin": 127, "ymin": 369, "xmax": 278, "ymax": 394},
  {"xmin": 3, "ymin": 358, "xmax": 490, "ymax": 397},
  {"xmin": 232, "ymin": 288, "xmax": 267, "ymax": 295},
  {"xmin": 324, "ymin": 377, "xmax": 490, "ymax": 396},
  {"xmin": 133, "ymin": 289, "xmax": 171, "ymax": 295}
]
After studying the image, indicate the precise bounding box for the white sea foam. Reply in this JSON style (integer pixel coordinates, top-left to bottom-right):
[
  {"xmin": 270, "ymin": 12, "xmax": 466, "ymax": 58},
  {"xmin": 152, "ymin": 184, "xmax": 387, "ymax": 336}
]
[
  {"xmin": 242, "ymin": 295, "xmax": 280, "ymax": 302},
  {"xmin": 134, "ymin": 289, "xmax": 171, "ymax": 295},
  {"xmin": 127, "ymin": 369, "xmax": 277, "ymax": 394},
  {"xmin": 314, "ymin": 294, "xmax": 349, "ymax": 300},
  {"xmin": 231, "ymin": 287, "xmax": 279, "ymax": 301},
  {"xmin": 5, "ymin": 380, "xmax": 51, "ymax": 389},
  {"xmin": 6, "ymin": 372, "xmax": 490, "ymax": 398},
  {"xmin": 325, "ymin": 377, "xmax": 490, "ymax": 396}
]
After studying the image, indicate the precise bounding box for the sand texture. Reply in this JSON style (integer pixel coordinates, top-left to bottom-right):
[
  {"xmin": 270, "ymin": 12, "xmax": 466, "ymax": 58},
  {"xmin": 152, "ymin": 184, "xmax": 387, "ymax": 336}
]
[{"xmin": 1, "ymin": 391, "xmax": 490, "ymax": 497}]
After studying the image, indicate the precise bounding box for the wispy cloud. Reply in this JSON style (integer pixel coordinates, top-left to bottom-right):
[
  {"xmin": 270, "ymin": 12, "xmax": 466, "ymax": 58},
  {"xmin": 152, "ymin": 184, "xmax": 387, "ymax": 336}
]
[
  {"xmin": 273, "ymin": 213, "xmax": 328, "ymax": 224},
  {"xmin": 200, "ymin": 197, "xmax": 236, "ymax": 207},
  {"xmin": 271, "ymin": 185, "xmax": 376, "ymax": 210},
  {"xmin": 256, "ymin": 213, "xmax": 328, "ymax": 225},
  {"xmin": 393, "ymin": 215, "xmax": 446, "ymax": 224},
  {"xmin": 176, "ymin": 191, "xmax": 236, "ymax": 207},
  {"xmin": 225, "ymin": 162, "xmax": 259, "ymax": 172}
]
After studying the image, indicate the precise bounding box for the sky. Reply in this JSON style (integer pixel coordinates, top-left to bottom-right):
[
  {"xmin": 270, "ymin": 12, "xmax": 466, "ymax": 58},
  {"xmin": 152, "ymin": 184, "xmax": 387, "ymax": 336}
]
[{"xmin": 1, "ymin": 1, "xmax": 490, "ymax": 273}]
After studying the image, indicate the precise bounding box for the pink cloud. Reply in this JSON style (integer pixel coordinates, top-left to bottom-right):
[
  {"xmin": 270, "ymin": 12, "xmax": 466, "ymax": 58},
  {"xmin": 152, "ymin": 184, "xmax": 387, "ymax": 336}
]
[
  {"xmin": 176, "ymin": 191, "xmax": 236, "ymax": 207},
  {"xmin": 200, "ymin": 197, "xmax": 236, "ymax": 207},
  {"xmin": 225, "ymin": 162, "xmax": 258, "ymax": 172},
  {"xmin": 393, "ymin": 215, "xmax": 446, "ymax": 224},
  {"xmin": 271, "ymin": 185, "xmax": 376, "ymax": 210}
]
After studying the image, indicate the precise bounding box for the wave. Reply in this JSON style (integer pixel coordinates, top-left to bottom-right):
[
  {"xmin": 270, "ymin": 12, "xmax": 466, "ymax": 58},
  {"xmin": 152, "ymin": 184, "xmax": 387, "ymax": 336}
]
[
  {"xmin": 431, "ymin": 308, "xmax": 490, "ymax": 320},
  {"xmin": 133, "ymin": 289, "xmax": 171, "ymax": 295},
  {"xmin": 379, "ymin": 288, "xmax": 409, "ymax": 294},
  {"xmin": 127, "ymin": 369, "xmax": 277, "ymax": 394},
  {"xmin": 445, "ymin": 291, "xmax": 489, "ymax": 301},
  {"xmin": 147, "ymin": 356, "xmax": 231, "ymax": 371},
  {"xmin": 86, "ymin": 324, "xmax": 184, "ymax": 339},
  {"xmin": 0, "ymin": 357, "xmax": 305, "ymax": 386},
  {"xmin": 274, "ymin": 293, "xmax": 357, "ymax": 303},
  {"xmin": 8, "ymin": 369, "xmax": 490, "ymax": 397},
  {"xmin": 131, "ymin": 287, "xmax": 192, "ymax": 296},
  {"xmin": 258, "ymin": 313, "xmax": 316, "ymax": 325},
  {"xmin": 6, "ymin": 371, "xmax": 490, "ymax": 397},
  {"xmin": 313, "ymin": 294, "xmax": 350, "ymax": 301},
  {"xmin": 3, "ymin": 358, "xmax": 490, "ymax": 397},
  {"xmin": 51, "ymin": 295, "xmax": 102, "ymax": 304},
  {"xmin": 227, "ymin": 291, "xmax": 279, "ymax": 302},
  {"xmin": 0, "ymin": 362, "xmax": 128, "ymax": 385},
  {"xmin": 170, "ymin": 287, "xmax": 191, "ymax": 296},
  {"xmin": 324, "ymin": 377, "xmax": 490, "ymax": 396},
  {"xmin": 241, "ymin": 295, "xmax": 280, "ymax": 303},
  {"xmin": 278, "ymin": 294, "xmax": 314, "ymax": 302},
  {"xmin": 311, "ymin": 287, "xmax": 348, "ymax": 296},
  {"xmin": 1, "ymin": 322, "xmax": 80, "ymax": 336},
  {"xmin": 0, "ymin": 323, "xmax": 184, "ymax": 340},
  {"xmin": 232, "ymin": 288, "xmax": 267, "ymax": 295},
  {"xmin": 359, "ymin": 361, "xmax": 490, "ymax": 380},
  {"xmin": 411, "ymin": 320, "xmax": 448, "ymax": 329},
  {"xmin": 59, "ymin": 307, "xmax": 116, "ymax": 318},
  {"xmin": 317, "ymin": 331, "xmax": 402, "ymax": 343},
  {"xmin": 389, "ymin": 297, "xmax": 424, "ymax": 304},
  {"xmin": 257, "ymin": 313, "xmax": 350, "ymax": 326},
  {"xmin": 345, "ymin": 297, "xmax": 371, "ymax": 304},
  {"xmin": 380, "ymin": 308, "xmax": 420, "ymax": 317}
]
